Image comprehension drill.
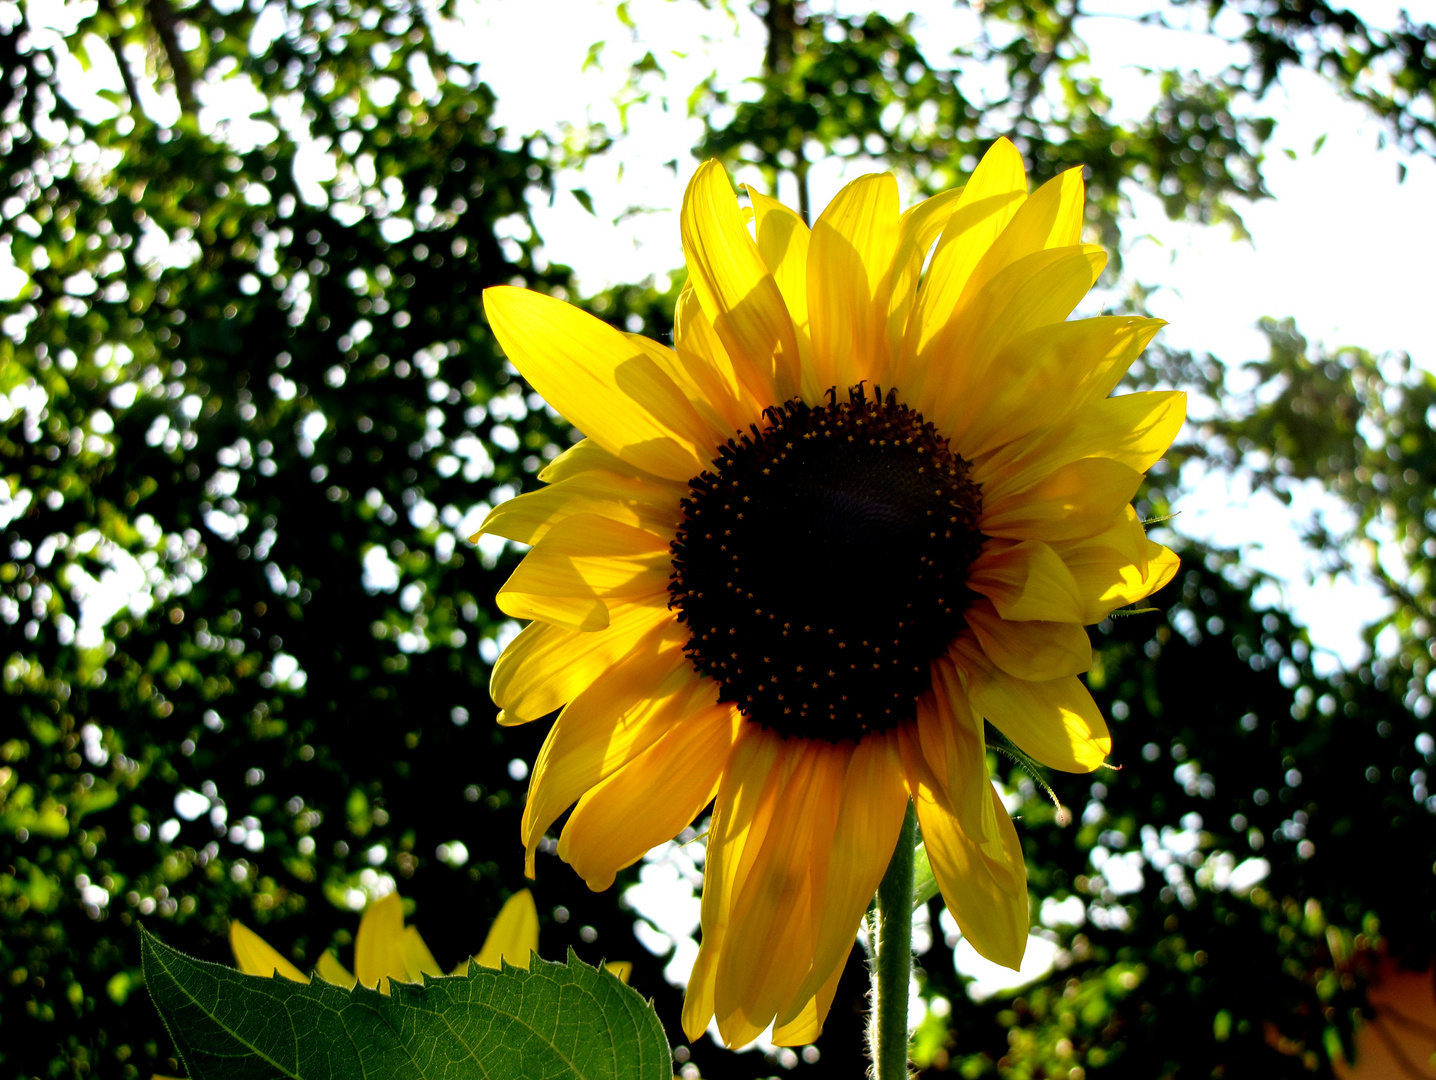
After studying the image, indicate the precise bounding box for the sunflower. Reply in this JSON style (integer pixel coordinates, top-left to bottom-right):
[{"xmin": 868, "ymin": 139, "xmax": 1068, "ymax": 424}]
[
  {"xmin": 230, "ymin": 888, "xmax": 540, "ymax": 991},
  {"xmin": 477, "ymin": 138, "xmax": 1182, "ymax": 1048}
]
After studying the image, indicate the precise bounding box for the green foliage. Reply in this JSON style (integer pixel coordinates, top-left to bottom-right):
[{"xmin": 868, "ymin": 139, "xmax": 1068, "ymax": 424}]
[
  {"xmin": 1193, "ymin": 0, "xmax": 1436, "ymax": 157},
  {"xmin": 142, "ymin": 931, "xmax": 671, "ymax": 1080},
  {"xmin": 683, "ymin": 0, "xmax": 1276, "ymax": 254},
  {"xmin": 925, "ymin": 552, "xmax": 1432, "ymax": 1078},
  {"xmin": 1199, "ymin": 320, "xmax": 1436, "ymax": 706},
  {"xmin": 0, "ymin": 0, "xmax": 588, "ymax": 1075},
  {"xmin": 3, "ymin": 0, "xmax": 1435, "ymax": 1078}
]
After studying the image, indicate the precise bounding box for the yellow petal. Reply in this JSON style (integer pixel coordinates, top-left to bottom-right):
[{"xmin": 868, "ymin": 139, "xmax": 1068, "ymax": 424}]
[
  {"xmin": 354, "ymin": 892, "xmax": 407, "ymax": 992},
  {"xmin": 747, "ymin": 186, "xmax": 812, "ymax": 347},
  {"xmin": 314, "ymin": 951, "xmax": 356, "ymax": 988},
  {"xmin": 229, "ymin": 921, "xmax": 309, "ymax": 983},
  {"xmin": 897, "ymin": 139, "xmax": 1027, "ymax": 395},
  {"xmin": 681, "ymin": 160, "xmax": 801, "ymax": 403},
  {"xmin": 682, "ymin": 723, "xmax": 785, "ymax": 1044},
  {"xmin": 913, "ymin": 781, "xmax": 1029, "ymax": 968},
  {"xmin": 944, "ymin": 316, "xmax": 1165, "ymax": 460},
  {"xmin": 966, "ymin": 601, "xmax": 1093, "ymax": 682},
  {"xmin": 980, "ymin": 457, "xmax": 1145, "ymax": 542},
  {"xmin": 955, "ymin": 638, "xmax": 1112, "ymax": 772},
  {"xmin": 538, "ymin": 437, "xmax": 658, "ymax": 485},
  {"xmin": 478, "ymin": 470, "xmax": 682, "ymax": 547},
  {"xmin": 772, "ymin": 958, "xmax": 845, "ymax": 1047},
  {"xmin": 605, "ymin": 961, "xmax": 633, "ymax": 984},
  {"xmin": 927, "ymin": 138, "xmax": 1028, "ymax": 293},
  {"xmin": 400, "ymin": 925, "xmax": 442, "ymax": 984},
  {"xmin": 968, "ymin": 538, "xmax": 1085, "ymax": 622},
  {"xmin": 912, "ymin": 660, "xmax": 993, "ymax": 852},
  {"xmin": 522, "ymin": 653, "xmax": 710, "ymax": 876},
  {"xmin": 807, "ymin": 172, "xmax": 900, "ymax": 390},
  {"xmin": 714, "ymin": 740, "xmax": 843, "ymax": 1047},
  {"xmin": 877, "ymin": 186, "xmax": 965, "ymax": 383},
  {"xmin": 474, "ymin": 889, "xmax": 539, "ymax": 971},
  {"xmin": 491, "ymin": 600, "xmax": 675, "ymax": 724},
  {"xmin": 673, "ymin": 284, "xmax": 763, "ymax": 434},
  {"xmin": 964, "ymin": 166, "xmax": 1085, "ymax": 300},
  {"xmin": 787, "ymin": 733, "xmax": 908, "ymax": 1013},
  {"xmin": 624, "ymin": 329, "xmax": 748, "ymax": 448},
  {"xmin": 1054, "ymin": 532, "xmax": 1181, "ymax": 622},
  {"xmin": 560, "ymin": 704, "xmax": 738, "ymax": 890},
  {"xmin": 496, "ymin": 514, "xmax": 672, "ymax": 632},
  {"xmin": 484, "ymin": 286, "xmax": 711, "ymax": 481},
  {"xmin": 923, "ymin": 245, "xmax": 1108, "ymax": 441},
  {"xmin": 977, "ymin": 390, "xmax": 1186, "ymax": 500}
]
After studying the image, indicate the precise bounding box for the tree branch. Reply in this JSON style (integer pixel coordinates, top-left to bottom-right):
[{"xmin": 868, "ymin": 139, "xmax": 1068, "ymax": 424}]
[
  {"xmin": 97, "ymin": 0, "xmax": 143, "ymax": 116},
  {"xmin": 145, "ymin": 0, "xmax": 195, "ymax": 114}
]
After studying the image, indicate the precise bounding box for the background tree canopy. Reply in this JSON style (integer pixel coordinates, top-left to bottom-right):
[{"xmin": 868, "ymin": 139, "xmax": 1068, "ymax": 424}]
[{"xmin": 1, "ymin": 0, "xmax": 1433, "ymax": 1077}]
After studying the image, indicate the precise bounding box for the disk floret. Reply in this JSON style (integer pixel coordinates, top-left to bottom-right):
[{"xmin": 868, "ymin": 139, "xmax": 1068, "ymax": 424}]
[{"xmin": 669, "ymin": 384, "xmax": 985, "ymax": 741}]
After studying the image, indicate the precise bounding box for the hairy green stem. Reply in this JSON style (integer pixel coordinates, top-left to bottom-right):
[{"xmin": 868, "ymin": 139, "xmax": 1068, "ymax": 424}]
[{"xmin": 870, "ymin": 799, "xmax": 918, "ymax": 1080}]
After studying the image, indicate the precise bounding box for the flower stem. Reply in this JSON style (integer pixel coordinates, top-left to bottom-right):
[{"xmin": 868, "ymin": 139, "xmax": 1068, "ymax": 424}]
[{"xmin": 871, "ymin": 799, "xmax": 918, "ymax": 1080}]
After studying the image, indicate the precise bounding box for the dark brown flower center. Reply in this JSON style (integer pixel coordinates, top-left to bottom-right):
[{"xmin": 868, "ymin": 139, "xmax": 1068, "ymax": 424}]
[{"xmin": 668, "ymin": 384, "xmax": 985, "ymax": 742}]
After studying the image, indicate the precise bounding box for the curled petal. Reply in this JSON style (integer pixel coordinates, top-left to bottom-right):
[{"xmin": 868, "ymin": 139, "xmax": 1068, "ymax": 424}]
[
  {"xmin": 966, "ymin": 601, "xmax": 1092, "ymax": 682},
  {"xmin": 747, "ymin": 187, "xmax": 812, "ymax": 352},
  {"xmin": 1053, "ymin": 512, "xmax": 1182, "ymax": 622},
  {"xmin": 954, "ymin": 637, "xmax": 1112, "ymax": 773},
  {"xmin": 968, "ymin": 538, "xmax": 1085, "ymax": 623},
  {"xmin": 914, "ymin": 781, "xmax": 1029, "ymax": 968},
  {"xmin": 913, "ymin": 659, "xmax": 991, "ymax": 849},
  {"xmin": 877, "ymin": 186, "xmax": 965, "ymax": 381},
  {"xmin": 673, "ymin": 285, "xmax": 763, "ymax": 433},
  {"xmin": 538, "ymin": 438, "xmax": 659, "ymax": 485}
]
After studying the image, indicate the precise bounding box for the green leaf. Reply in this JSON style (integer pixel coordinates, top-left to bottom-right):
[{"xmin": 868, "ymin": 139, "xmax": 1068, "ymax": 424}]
[
  {"xmin": 141, "ymin": 929, "xmax": 671, "ymax": 1080},
  {"xmin": 912, "ymin": 842, "xmax": 938, "ymax": 909},
  {"xmin": 572, "ymin": 188, "xmax": 597, "ymax": 216}
]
